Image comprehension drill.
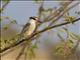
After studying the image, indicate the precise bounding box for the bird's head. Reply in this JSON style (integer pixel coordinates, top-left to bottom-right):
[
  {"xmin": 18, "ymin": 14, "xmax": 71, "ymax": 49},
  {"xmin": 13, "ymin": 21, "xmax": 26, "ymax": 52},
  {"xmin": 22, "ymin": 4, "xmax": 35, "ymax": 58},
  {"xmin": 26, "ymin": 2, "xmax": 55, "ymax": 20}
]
[{"xmin": 29, "ymin": 17, "xmax": 42, "ymax": 23}]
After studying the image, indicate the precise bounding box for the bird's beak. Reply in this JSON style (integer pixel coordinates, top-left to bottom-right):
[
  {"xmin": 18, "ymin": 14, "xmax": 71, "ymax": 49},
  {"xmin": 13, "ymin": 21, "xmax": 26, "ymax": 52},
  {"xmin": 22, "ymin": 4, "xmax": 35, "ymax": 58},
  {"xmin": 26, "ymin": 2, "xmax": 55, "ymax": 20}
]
[{"xmin": 37, "ymin": 20, "xmax": 42, "ymax": 23}]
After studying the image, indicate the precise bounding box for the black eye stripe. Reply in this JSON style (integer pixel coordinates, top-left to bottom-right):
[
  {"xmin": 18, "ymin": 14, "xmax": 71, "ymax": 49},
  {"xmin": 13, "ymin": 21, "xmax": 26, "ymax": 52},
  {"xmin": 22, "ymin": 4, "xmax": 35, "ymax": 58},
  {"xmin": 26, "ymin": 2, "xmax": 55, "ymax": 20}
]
[{"xmin": 29, "ymin": 17, "xmax": 36, "ymax": 20}]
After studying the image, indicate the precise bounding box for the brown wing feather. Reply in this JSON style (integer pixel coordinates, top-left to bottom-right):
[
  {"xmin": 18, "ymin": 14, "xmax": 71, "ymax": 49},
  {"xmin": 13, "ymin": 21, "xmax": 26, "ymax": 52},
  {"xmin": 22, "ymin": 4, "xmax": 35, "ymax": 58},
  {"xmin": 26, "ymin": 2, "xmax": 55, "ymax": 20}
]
[{"xmin": 20, "ymin": 23, "xmax": 30, "ymax": 37}]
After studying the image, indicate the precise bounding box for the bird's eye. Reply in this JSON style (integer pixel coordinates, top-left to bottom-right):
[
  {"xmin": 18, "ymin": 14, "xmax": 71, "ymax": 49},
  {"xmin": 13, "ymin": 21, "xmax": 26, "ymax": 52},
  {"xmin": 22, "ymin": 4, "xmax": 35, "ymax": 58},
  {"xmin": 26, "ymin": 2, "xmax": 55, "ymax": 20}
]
[{"xmin": 29, "ymin": 17, "xmax": 36, "ymax": 20}]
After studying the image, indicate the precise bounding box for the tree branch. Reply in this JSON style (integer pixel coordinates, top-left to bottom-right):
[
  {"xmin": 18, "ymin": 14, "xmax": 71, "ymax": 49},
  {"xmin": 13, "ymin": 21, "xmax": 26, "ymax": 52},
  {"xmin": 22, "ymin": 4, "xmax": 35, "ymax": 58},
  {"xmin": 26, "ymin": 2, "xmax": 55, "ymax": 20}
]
[
  {"xmin": 1, "ymin": 1, "xmax": 10, "ymax": 13},
  {"xmin": 42, "ymin": 1, "xmax": 72, "ymax": 23},
  {"xmin": 1, "ymin": 18, "xmax": 80, "ymax": 53},
  {"xmin": 48, "ymin": 2, "xmax": 79, "ymax": 26}
]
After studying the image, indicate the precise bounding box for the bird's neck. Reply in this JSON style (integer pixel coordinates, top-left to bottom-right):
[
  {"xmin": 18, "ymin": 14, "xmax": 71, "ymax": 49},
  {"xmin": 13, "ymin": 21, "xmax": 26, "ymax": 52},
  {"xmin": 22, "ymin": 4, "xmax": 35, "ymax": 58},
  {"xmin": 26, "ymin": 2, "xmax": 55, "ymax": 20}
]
[{"xmin": 29, "ymin": 20, "xmax": 36, "ymax": 25}]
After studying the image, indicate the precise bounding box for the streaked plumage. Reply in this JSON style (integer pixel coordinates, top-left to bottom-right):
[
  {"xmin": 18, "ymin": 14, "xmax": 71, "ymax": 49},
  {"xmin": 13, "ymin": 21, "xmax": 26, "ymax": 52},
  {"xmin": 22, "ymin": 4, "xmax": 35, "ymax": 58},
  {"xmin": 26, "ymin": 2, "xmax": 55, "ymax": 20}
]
[{"xmin": 19, "ymin": 17, "xmax": 40, "ymax": 40}]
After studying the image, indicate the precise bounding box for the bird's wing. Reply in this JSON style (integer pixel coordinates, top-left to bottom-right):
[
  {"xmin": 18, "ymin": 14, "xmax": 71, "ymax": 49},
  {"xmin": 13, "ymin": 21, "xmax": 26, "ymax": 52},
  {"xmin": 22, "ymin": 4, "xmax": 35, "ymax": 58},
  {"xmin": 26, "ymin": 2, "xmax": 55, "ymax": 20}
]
[{"xmin": 20, "ymin": 23, "xmax": 30, "ymax": 36}]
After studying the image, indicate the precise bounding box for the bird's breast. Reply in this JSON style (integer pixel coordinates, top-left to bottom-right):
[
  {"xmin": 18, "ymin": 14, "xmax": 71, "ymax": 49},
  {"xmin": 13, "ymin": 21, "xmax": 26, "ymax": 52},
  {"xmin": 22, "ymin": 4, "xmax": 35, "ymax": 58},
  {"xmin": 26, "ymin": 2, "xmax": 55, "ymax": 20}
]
[{"xmin": 24, "ymin": 23, "xmax": 36, "ymax": 37}]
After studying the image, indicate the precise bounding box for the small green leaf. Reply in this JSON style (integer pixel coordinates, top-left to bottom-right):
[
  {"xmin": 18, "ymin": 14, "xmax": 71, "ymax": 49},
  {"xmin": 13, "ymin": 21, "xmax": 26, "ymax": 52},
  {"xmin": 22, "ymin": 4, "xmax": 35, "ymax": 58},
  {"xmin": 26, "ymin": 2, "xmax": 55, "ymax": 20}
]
[
  {"xmin": 2, "ymin": 0, "xmax": 10, "ymax": 3},
  {"xmin": 4, "ymin": 40, "xmax": 7, "ymax": 43},
  {"xmin": 32, "ymin": 44, "xmax": 38, "ymax": 49},
  {"xmin": 55, "ymin": 46, "xmax": 62, "ymax": 52},
  {"xmin": 3, "ymin": 26, "xmax": 8, "ymax": 30},
  {"xmin": 65, "ymin": 16, "xmax": 75, "ymax": 24},
  {"xmin": 30, "ymin": 48, "xmax": 35, "ymax": 58},
  {"xmin": 11, "ymin": 20, "xmax": 17, "ymax": 24},
  {"xmin": 69, "ymin": 40, "xmax": 74, "ymax": 44},
  {"xmin": 70, "ymin": 32, "xmax": 80, "ymax": 40}
]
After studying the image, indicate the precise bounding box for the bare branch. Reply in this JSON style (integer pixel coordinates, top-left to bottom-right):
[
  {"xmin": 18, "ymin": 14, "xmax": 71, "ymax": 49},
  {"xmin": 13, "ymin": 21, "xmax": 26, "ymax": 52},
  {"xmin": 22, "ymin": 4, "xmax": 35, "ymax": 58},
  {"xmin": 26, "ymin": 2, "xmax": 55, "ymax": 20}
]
[
  {"xmin": 48, "ymin": 2, "xmax": 79, "ymax": 26},
  {"xmin": 15, "ymin": 44, "xmax": 26, "ymax": 60},
  {"xmin": 1, "ymin": 1, "xmax": 10, "ymax": 13},
  {"xmin": 42, "ymin": 1, "xmax": 72, "ymax": 23}
]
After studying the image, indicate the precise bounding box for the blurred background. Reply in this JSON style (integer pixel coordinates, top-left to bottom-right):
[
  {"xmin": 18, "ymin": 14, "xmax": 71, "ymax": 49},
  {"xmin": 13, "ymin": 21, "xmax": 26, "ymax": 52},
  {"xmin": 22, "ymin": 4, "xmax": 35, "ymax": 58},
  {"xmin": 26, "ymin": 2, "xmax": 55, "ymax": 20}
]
[{"xmin": 1, "ymin": 1, "xmax": 80, "ymax": 60}]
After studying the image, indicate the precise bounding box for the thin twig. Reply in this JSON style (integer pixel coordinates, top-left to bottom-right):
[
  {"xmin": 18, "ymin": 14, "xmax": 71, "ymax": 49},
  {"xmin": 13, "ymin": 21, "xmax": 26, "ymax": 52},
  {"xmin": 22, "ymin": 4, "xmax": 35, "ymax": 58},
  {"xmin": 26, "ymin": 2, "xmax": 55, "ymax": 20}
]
[
  {"xmin": 42, "ymin": 1, "xmax": 72, "ymax": 23},
  {"xmin": 1, "ymin": 1, "xmax": 10, "ymax": 13},
  {"xmin": 16, "ymin": 44, "xmax": 27, "ymax": 60},
  {"xmin": 48, "ymin": 2, "xmax": 79, "ymax": 26},
  {"xmin": 70, "ymin": 40, "xmax": 80, "ymax": 60},
  {"xmin": 71, "ymin": 40, "xmax": 80, "ymax": 54},
  {"xmin": 38, "ymin": 1, "xmax": 44, "ymax": 20}
]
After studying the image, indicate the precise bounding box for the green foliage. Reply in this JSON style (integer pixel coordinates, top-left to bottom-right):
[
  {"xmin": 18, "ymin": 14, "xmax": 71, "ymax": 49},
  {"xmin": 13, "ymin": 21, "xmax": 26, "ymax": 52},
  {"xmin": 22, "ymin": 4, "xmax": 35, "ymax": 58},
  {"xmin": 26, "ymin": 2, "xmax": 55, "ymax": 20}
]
[
  {"xmin": 24, "ymin": 40, "xmax": 39, "ymax": 60},
  {"xmin": 33, "ymin": 0, "xmax": 44, "ymax": 3},
  {"xmin": 0, "ymin": 8, "xmax": 3, "ymax": 14},
  {"xmin": 11, "ymin": 20, "xmax": 17, "ymax": 24},
  {"xmin": 55, "ymin": 29, "xmax": 80, "ymax": 58},
  {"xmin": 1, "ymin": 0, "xmax": 10, "ymax": 5},
  {"xmin": 1, "ymin": 0, "xmax": 10, "ymax": 13},
  {"xmin": 55, "ymin": 42, "xmax": 72, "ymax": 58},
  {"xmin": 3, "ymin": 25, "xmax": 9, "ymax": 30},
  {"xmin": 26, "ymin": 46, "xmax": 36, "ymax": 59},
  {"xmin": 1, "ymin": 34, "xmax": 19, "ymax": 50},
  {"xmin": 63, "ymin": 13, "xmax": 76, "ymax": 24},
  {"xmin": 1, "ymin": 16, "xmax": 18, "ymax": 31}
]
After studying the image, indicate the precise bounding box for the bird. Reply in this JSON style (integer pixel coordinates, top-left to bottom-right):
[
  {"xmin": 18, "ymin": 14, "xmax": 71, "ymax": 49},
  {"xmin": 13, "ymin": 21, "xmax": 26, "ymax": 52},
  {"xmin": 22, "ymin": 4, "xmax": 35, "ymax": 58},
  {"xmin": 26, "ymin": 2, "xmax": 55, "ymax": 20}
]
[{"xmin": 19, "ymin": 16, "xmax": 42, "ymax": 40}]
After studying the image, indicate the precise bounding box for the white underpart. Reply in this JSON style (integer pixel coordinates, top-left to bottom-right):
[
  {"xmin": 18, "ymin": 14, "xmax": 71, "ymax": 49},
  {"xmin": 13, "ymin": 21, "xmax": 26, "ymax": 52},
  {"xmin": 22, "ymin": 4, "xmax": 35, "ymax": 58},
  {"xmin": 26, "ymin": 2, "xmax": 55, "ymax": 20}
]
[{"xmin": 24, "ymin": 19, "xmax": 36, "ymax": 37}]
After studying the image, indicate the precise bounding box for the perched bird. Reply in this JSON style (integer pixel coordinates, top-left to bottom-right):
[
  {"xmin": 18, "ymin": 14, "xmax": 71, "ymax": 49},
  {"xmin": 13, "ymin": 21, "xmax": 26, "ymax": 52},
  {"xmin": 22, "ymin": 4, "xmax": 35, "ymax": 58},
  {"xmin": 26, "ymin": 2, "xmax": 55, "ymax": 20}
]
[{"xmin": 19, "ymin": 17, "xmax": 42, "ymax": 40}]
